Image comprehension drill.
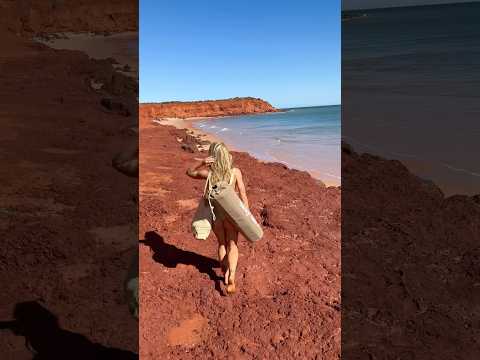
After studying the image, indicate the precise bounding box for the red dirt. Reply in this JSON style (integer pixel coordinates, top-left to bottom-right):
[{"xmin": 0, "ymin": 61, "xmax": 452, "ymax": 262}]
[
  {"xmin": 1, "ymin": 0, "xmax": 137, "ymax": 35},
  {"xmin": 342, "ymin": 143, "xmax": 480, "ymax": 359},
  {"xmin": 142, "ymin": 97, "xmax": 278, "ymax": 119},
  {"xmin": 139, "ymin": 106, "xmax": 341, "ymax": 359},
  {"xmin": 0, "ymin": 18, "xmax": 138, "ymax": 359}
]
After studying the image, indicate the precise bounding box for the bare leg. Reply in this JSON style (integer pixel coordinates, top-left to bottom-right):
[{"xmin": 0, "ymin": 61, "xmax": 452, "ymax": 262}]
[
  {"xmin": 213, "ymin": 221, "xmax": 228, "ymax": 283},
  {"xmin": 225, "ymin": 221, "xmax": 239, "ymax": 294}
]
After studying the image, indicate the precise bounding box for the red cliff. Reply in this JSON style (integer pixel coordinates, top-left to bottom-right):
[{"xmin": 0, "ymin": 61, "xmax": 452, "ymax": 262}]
[{"xmin": 141, "ymin": 97, "xmax": 278, "ymax": 119}]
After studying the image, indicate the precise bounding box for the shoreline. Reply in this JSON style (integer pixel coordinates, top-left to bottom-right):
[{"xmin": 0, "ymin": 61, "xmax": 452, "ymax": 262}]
[
  {"xmin": 154, "ymin": 115, "xmax": 340, "ymax": 188},
  {"xmin": 34, "ymin": 31, "xmax": 138, "ymax": 79}
]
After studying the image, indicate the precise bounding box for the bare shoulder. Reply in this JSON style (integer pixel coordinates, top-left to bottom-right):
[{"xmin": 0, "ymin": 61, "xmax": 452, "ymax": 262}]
[{"xmin": 233, "ymin": 167, "xmax": 242, "ymax": 177}]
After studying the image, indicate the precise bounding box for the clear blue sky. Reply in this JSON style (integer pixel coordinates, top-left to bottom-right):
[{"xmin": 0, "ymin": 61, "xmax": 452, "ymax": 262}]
[{"xmin": 140, "ymin": 0, "xmax": 340, "ymax": 108}]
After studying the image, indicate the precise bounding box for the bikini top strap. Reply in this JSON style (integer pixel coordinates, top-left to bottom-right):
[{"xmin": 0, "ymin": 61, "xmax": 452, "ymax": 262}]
[{"xmin": 229, "ymin": 169, "xmax": 235, "ymax": 185}]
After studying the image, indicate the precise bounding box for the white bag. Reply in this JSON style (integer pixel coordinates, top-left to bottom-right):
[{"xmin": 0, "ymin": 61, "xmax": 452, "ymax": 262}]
[
  {"xmin": 191, "ymin": 172, "xmax": 214, "ymax": 240},
  {"xmin": 191, "ymin": 198, "xmax": 213, "ymax": 240}
]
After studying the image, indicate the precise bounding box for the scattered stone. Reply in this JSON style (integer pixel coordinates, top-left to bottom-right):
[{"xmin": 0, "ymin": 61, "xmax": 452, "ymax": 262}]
[
  {"xmin": 260, "ymin": 205, "xmax": 272, "ymax": 227},
  {"xmin": 100, "ymin": 98, "xmax": 131, "ymax": 116},
  {"xmin": 270, "ymin": 334, "xmax": 284, "ymax": 348},
  {"xmin": 181, "ymin": 143, "xmax": 197, "ymax": 153},
  {"xmin": 90, "ymin": 78, "xmax": 104, "ymax": 90},
  {"xmin": 472, "ymin": 194, "xmax": 480, "ymax": 205}
]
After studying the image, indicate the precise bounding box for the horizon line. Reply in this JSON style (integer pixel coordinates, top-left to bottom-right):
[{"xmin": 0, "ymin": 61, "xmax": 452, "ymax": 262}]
[
  {"xmin": 342, "ymin": 0, "xmax": 478, "ymax": 11},
  {"xmin": 139, "ymin": 99, "xmax": 340, "ymax": 109}
]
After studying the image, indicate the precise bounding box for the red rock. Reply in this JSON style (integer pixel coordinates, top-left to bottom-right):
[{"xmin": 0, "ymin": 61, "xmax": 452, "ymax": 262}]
[{"xmin": 142, "ymin": 97, "xmax": 278, "ymax": 119}]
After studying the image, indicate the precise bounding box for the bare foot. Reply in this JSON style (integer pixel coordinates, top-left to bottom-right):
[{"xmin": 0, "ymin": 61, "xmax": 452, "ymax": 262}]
[
  {"xmin": 226, "ymin": 276, "xmax": 236, "ymax": 294},
  {"xmin": 224, "ymin": 269, "xmax": 230, "ymax": 286},
  {"xmin": 221, "ymin": 259, "xmax": 229, "ymax": 286},
  {"xmin": 226, "ymin": 282, "xmax": 236, "ymax": 294}
]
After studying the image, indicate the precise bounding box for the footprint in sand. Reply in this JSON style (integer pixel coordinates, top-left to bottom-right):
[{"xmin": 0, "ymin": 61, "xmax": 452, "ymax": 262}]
[
  {"xmin": 166, "ymin": 314, "xmax": 208, "ymax": 348},
  {"xmin": 88, "ymin": 225, "xmax": 136, "ymax": 252}
]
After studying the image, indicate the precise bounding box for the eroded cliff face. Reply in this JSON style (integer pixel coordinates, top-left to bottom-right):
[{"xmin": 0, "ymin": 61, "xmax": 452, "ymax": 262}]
[
  {"xmin": 142, "ymin": 97, "xmax": 278, "ymax": 119},
  {"xmin": 0, "ymin": 0, "xmax": 137, "ymax": 35}
]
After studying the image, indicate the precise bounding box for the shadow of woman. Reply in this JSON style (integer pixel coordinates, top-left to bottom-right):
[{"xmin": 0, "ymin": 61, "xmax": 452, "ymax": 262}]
[
  {"xmin": 0, "ymin": 301, "xmax": 137, "ymax": 359},
  {"xmin": 140, "ymin": 231, "xmax": 224, "ymax": 295}
]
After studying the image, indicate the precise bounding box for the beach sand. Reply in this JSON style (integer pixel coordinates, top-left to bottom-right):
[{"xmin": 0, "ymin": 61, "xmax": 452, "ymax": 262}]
[
  {"xmin": 152, "ymin": 117, "xmax": 222, "ymax": 150},
  {"xmin": 35, "ymin": 32, "xmax": 138, "ymax": 79},
  {"xmin": 139, "ymin": 105, "xmax": 341, "ymax": 359}
]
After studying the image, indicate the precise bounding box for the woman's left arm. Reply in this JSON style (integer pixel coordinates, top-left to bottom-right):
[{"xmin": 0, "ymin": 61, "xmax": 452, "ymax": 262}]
[{"xmin": 235, "ymin": 169, "xmax": 249, "ymax": 208}]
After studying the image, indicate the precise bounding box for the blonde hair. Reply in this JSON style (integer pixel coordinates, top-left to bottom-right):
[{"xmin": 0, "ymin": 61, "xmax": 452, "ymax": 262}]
[{"xmin": 208, "ymin": 142, "xmax": 233, "ymax": 185}]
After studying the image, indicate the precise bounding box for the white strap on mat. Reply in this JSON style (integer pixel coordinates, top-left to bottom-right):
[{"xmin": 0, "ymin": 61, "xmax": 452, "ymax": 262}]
[{"xmin": 204, "ymin": 172, "xmax": 216, "ymax": 221}]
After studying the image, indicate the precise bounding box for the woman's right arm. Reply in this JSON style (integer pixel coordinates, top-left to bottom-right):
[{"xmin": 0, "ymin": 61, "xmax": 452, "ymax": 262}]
[{"xmin": 186, "ymin": 157, "xmax": 213, "ymax": 179}]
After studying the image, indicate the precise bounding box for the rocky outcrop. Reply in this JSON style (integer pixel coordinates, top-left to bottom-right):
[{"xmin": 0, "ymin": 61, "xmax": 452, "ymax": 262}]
[{"xmin": 142, "ymin": 97, "xmax": 278, "ymax": 119}]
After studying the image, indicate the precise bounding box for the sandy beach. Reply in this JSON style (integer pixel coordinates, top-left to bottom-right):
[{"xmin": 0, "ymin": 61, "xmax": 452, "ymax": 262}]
[
  {"xmin": 35, "ymin": 31, "xmax": 138, "ymax": 79},
  {"xmin": 151, "ymin": 117, "xmax": 223, "ymax": 148},
  {"xmin": 149, "ymin": 114, "xmax": 340, "ymax": 187}
]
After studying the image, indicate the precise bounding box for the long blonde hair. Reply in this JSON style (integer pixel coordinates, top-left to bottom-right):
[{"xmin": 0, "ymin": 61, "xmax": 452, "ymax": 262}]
[{"xmin": 208, "ymin": 142, "xmax": 233, "ymax": 185}]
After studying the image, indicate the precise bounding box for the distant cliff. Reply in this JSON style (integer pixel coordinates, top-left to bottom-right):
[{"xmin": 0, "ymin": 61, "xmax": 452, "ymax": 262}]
[{"xmin": 141, "ymin": 97, "xmax": 278, "ymax": 119}]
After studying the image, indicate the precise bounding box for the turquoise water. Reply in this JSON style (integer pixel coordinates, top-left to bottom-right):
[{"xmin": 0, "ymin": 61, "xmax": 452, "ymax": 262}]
[{"xmin": 193, "ymin": 105, "xmax": 341, "ymax": 185}]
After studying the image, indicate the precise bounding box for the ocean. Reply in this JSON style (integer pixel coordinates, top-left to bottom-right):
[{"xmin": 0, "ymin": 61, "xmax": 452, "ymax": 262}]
[
  {"xmin": 343, "ymin": 2, "xmax": 480, "ymax": 195},
  {"xmin": 193, "ymin": 105, "xmax": 341, "ymax": 186}
]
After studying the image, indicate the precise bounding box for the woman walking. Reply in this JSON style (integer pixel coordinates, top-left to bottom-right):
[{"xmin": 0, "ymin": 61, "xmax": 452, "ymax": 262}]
[{"xmin": 187, "ymin": 142, "xmax": 249, "ymax": 294}]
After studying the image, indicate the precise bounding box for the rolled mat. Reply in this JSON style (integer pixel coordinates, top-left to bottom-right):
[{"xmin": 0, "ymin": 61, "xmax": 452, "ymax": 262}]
[{"xmin": 209, "ymin": 182, "xmax": 263, "ymax": 242}]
